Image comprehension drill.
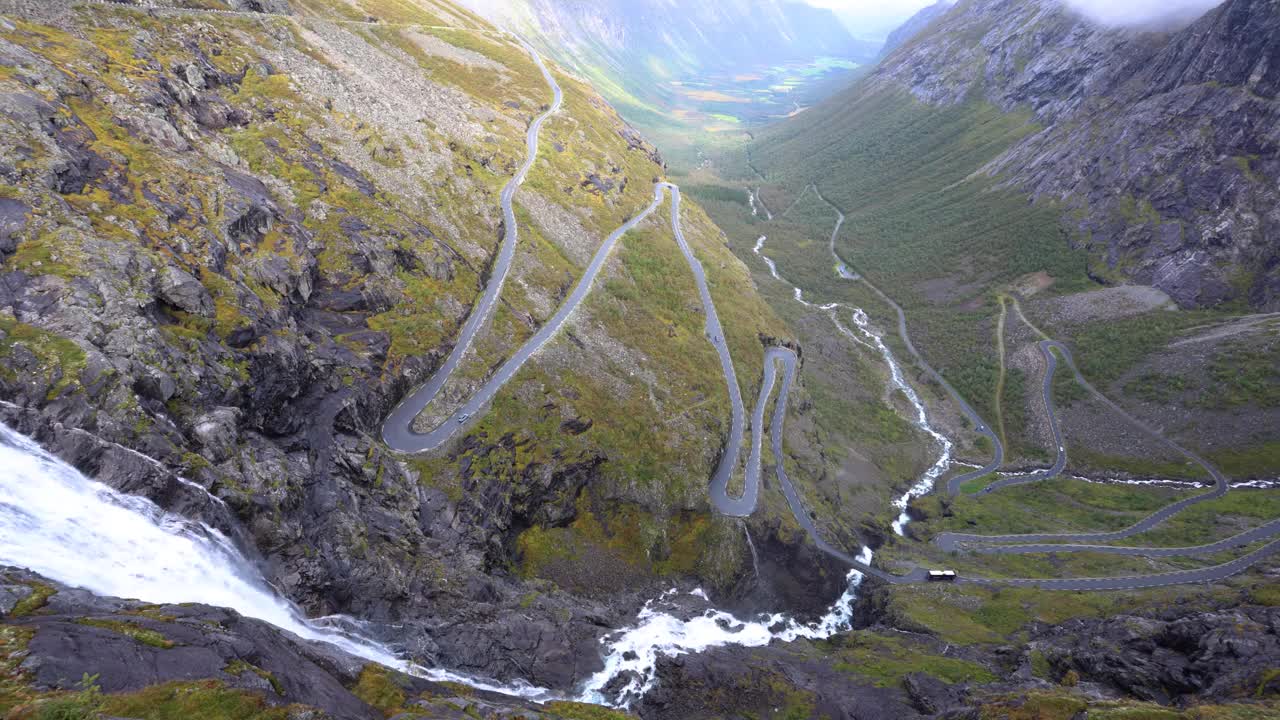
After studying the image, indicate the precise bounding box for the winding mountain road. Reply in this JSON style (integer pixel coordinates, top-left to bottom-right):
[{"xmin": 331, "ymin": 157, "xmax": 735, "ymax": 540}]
[
  {"xmin": 931, "ymin": 333, "xmax": 1247, "ymax": 555},
  {"xmin": 378, "ymin": 41, "xmax": 1278, "ymax": 592},
  {"xmin": 377, "ymin": 43, "xmax": 796, "ymax": 523},
  {"xmin": 768, "ymin": 183, "xmax": 1280, "ymax": 589},
  {"xmin": 382, "ymin": 39, "xmax": 563, "ymax": 453}
]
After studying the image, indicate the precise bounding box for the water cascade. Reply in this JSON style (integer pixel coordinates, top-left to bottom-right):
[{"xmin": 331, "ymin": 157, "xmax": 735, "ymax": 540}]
[{"xmin": 0, "ymin": 423, "xmax": 553, "ymax": 700}]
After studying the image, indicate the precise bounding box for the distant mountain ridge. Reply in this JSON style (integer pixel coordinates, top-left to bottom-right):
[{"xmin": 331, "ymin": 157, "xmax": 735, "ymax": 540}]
[
  {"xmin": 459, "ymin": 0, "xmax": 879, "ymax": 157},
  {"xmin": 465, "ymin": 0, "xmax": 871, "ymax": 74},
  {"xmin": 878, "ymin": 0, "xmax": 954, "ymax": 58},
  {"xmin": 772, "ymin": 0, "xmax": 1280, "ymax": 309}
]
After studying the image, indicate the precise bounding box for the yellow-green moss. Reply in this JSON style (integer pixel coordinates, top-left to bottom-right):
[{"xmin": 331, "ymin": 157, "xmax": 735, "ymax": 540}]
[
  {"xmin": 350, "ymin": 665, "xmax": 406, "ymax": 716},
  {"xmin": 99, "ymin": 680, "xmax": 298, "ymax": 720},
  {"xmin": 543, "ymin": 701, "xmax": 634, "ymax": 720},
  {"xmin": 7, "ymin": 582, "xmax": 56, "ymax": 618},
  {"xmin": 75, "ymin": 619, "xmax": 175, "ymax": 649},
  {"xmin": 223, "ymin": 660, "xmax": 284, "ymax": 696}
]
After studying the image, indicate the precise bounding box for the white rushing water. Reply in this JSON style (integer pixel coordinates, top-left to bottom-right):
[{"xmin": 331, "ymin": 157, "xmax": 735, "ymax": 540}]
[
  {"xmin": 0, "ymin": 423, "xmax": 553, "ymax": 700},
  {"xmin": 848, "ymin": 310, "xmax": 954, "ymax": 535},
  {"xmin": 578, "ymin": 547, "xmax": 874, "ymax": 708},
  {"xmin": 751, "ymin": 234, "xmax": 953, "ymax": 536}
]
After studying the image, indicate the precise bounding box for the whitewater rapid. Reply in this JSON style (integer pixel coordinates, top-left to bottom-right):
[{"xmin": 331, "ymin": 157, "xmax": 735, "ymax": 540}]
[
  {"xmin": 0, "ymin": 423, "xmax": 553, "ymax": 700},
  {"xmin": 751, "ymin": 235, "xmax": 953, "ymax": 536},
  {"xmin": 580, "ymin": 548, "xmax": 874, "ymax": 708}
]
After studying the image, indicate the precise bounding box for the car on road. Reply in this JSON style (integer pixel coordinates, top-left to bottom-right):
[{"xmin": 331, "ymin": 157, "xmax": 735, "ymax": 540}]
[
  {"xmin": 927, "ymin": 570, "xmax": 958, "ymax": 582},
  {"xmin": 457, "ymin": 413, "xmax": 470, "ymax": 424}
]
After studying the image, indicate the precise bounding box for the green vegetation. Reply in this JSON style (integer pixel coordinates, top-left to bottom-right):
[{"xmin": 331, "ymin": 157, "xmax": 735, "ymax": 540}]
[
  {"xmin": 1069, "ymin": 445, "xmax": 1208, "ymax": 481},
  {"xmin": 100, "ymin": 680, "xmax": 297, "ymax": 720},
  {"xmin": 974, "ymin": 690, "xmax": 1277, "ymax": 720},
  {"xmin": 542, "ymin": 701, "xmax": 635, "ymax": 720},
  {"xmin": 828, "ymin": 633, "xmax": 995, "ymax": 686},
  {"xmin": 1201, "ymin": 340, "xmax": 1280, "ymax": 409},
  {"xmin": 882, "ymin": 580, "xmax": 1242, "ymax": 646},
  {"xmin": 734, "ymin": 89, "xmax": 1095, "ymax": 430},
  {"xmin": 959, "ymin": 475, "xmax": 995, "ymax": 494},
  {"xmin": 1209, "ymin": 441, "xmax": 1280, "ymax": 478},
  {"xmin": 0, "ymin": 319, "xmax": 88, "ymax": 401},
  {"xmin": 351, "ymin": 665, "xmax": 406, "ymax": 716},
  {"xmin": 1108, "ymin": 488, "xmax": 1280, "ymax": 547},
  {"xmin": 927, "ymin": 477, "xmax": 1187, "ymax": 538},
  {"xmin": 75, "ymin": 619, "xmax": 175, "ymax": 649},
  {"xmin": 1125, "ymin": 372, "xmax": 1188, "ymax": 404},
  {"xmin": 222, "ymin": 660, "xmax": 283, "ymax": 696},
  {"xmin": 1062, "ymin": 309, "xmax": 1224, "ymax": 388},
  {"xmin": 8, "ymin": 582, "xmax": 55, "ymax": 618},
  {"xmin": 29, "ymin": 674, "xmax": 101, "ymax": 720}
]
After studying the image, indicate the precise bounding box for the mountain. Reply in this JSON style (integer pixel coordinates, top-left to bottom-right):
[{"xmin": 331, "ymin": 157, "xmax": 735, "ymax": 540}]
[
  {"xmin": 465, "ymin": 0, "xmax": 870, "ymax": 74},
  {"xmin": 3, "ymin": 0, "xmax": 1280, "ymax": 718},
  {"xmin": 760, "ymin": 0, "xmax": 1279, "ymax": 310},
  {"xmin": 0, "ymin": 0, "xmax": 810, "ymax": 696},
  {"xmin": 462, "ymin": 0, "xmax": 879, "ymax": 162},
  {"xmin": 878, "ymin": 0, "xmax": 954, "ymax": 57}
]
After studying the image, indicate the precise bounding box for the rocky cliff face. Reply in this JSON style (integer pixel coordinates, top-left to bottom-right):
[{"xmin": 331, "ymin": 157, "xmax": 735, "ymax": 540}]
[
  {"xmin": 0, "ymin": 0, "xmax": 802, "ymax": 692},
  {"xmin": 0, "ymin": 567, "xmax": 628, "ymax": 720},
  {"xmin": 869, "ymin": 0, "xmax": 1280, "ymax": 309}
]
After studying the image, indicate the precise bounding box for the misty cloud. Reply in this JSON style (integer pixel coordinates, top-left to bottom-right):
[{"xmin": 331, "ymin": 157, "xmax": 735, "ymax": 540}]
[{"xmin": 1060, "ymin": 0, "xmax": 1225, "ymax": 27}]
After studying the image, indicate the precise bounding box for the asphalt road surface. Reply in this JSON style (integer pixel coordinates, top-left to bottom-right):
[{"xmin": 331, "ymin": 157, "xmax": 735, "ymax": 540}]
[
  {"xmin": 378, "ymin": 44, "xmax": 1277, "ymax": 590},
  {"xmin": 382, "ymin": 39, "xmax": 563, "ymax": 453}
]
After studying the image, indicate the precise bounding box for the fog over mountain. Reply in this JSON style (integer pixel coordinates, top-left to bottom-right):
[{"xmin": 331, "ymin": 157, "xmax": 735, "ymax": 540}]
[
  {"xmin": 809, "ymin": 0, "xmax": 1227, "ymax": 35},
  {"xmin": 1061, "ymin": 0, "xmax": 1227, "ymax": 26}
]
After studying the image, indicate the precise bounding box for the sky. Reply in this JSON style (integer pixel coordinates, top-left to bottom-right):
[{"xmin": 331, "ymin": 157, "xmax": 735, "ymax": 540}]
[
  {"xmin": 806, "ymin": 0, "xmax": 1226, "ymax": 38},
  {"xmin": 803, "ymin": 0, "xmax": 941, "ymax": 38}
]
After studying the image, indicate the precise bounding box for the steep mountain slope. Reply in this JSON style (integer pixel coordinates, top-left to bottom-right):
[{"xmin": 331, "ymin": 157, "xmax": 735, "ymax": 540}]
[
  {"xmin": 0, "ymin": 0, "xmax": 811, "ymax": 691},
  {"xmin": 737, "ymin": 0, "xmax": 1280, "ymax": 476},
  {"xmin": 767, "ymin": 0, "xmax": 1279, "ymax": 310},
  {"xmin": 877, "ymin": 0, "xmax": 954, "ymax": 58}
]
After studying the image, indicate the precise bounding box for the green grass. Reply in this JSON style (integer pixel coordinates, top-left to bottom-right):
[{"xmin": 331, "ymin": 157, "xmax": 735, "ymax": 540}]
[
  {"xmin": 1063, "ymin": 309, "xmax": 1225, "ymax": 388},
  {"xmin": 350, "ymin": 665, "xmax": 407, "ymax": 716},
  {"xmin": 735, "ymin": 89, "xmax": 1095, "ymax": 431},
  {"xmin": 1107, "ymin": 488, "xmax": 1280, "ymax": 547},
  {"xmin": 543, "ymin": 701, "xmax": 634, "ymax": 719},
  {"xmin": 1069, "ymin": 445, "xmax": 1208, "ymax": 481},
  {"xmin": 959, "ymin": 474, "xmax": 994, "ymax": 494},
  {"xmin": 927, "ymin": 477, "xmax": 1186, "ymax": 538},
  {"xmin": 1201, "ymin": 340, "xmax": 1280, "ymax": 409},
  {"xmin": 0, "ymin": 319, "xmax": 88, "ymax": 401},
  {"xmin": 100, "ymin": 681, "xmax": 296, "ymax": 720},
  {"xmin": 1209, "ymin": 441, "xmax": 1280, "ymax": 478},
  {"xmin": 827, "ymin": 633, "xmax": 995, "ymax": 687}
]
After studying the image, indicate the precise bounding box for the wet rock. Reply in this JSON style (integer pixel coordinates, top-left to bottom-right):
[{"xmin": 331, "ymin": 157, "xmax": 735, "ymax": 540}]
[
  {"xmin": 903, "ymin": 671, "xmax": 968, "ymax": 714},
  {"xmin": 192, "ymin": 407, "xmax": 241, "ymax": 462},
  {"xmin": 0, "ymin": 568, "xmax": 457, "ymax": 720},
  {"xmin": 134, "ymin": 367, "xmax": 177, "ymax": 403},
  {"xmin": 223, "ymin": 168, "xmax": 277, "ymax": 246}
]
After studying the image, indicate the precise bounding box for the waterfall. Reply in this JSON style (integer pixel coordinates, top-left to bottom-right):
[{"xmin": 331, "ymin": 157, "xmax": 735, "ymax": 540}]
[
  {"xmin": 578, "ymin": 547, "xmax": 873, "ymax": 708},
  {"xmin": 849, "ymin": 310, "xmax": 953, "ymax": 535},
  {"xmin": 743, "ymin": 522, "xmax": 761, "ymax": 586},
  {"xmin": 0, "ymin": 423, "xmax": 553, "ymax": 700}
]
